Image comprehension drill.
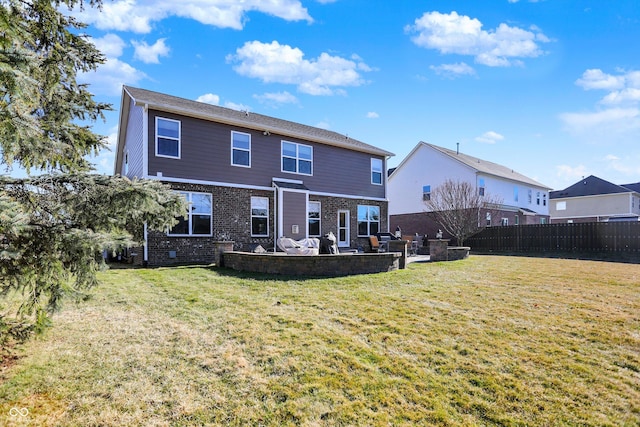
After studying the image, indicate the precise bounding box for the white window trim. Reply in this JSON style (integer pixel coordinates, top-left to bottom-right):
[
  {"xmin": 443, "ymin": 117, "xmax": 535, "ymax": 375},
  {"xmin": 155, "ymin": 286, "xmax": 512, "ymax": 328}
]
[
  {"xmin": 371, "ymin": 158, "xmax": 383, "ymax": 186},
  {"xmin": 251, "ymin": 196, "xmax": 270, "ymax": 237},
  {"xmin": 155, "ymin": 117, "xmax": 181, "ymax": 159},
  {"xmin": 231, "ymin": 130, "xmax": 251, "ymax": 168},
  {"xmin": 308, "ymin": 201, "xmax": 321, "ymax": 237},
  {"xmin": 167, "ymin": 191, "xmax": 212, "ymax": 237},
  {"xmin": 423, "ymin": 184, "xmax": 431, "ymax": 201},
  {"xmin": 281, "ymin": 140, "xmax": 313, "ymax": 176},
  {"xmin": 357, "ymin": 205, "xmax": 380, "ymax": 237}
]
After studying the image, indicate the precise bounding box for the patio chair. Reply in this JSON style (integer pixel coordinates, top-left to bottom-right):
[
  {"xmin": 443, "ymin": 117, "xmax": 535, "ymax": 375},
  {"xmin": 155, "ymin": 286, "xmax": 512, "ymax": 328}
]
[
  {"xmin": 368, "ymin": 235, "xmax": 384, "ymax": 253},
  {"xmin": 402, "ymin": 235, "xmax": 419, "ymax": 256}
]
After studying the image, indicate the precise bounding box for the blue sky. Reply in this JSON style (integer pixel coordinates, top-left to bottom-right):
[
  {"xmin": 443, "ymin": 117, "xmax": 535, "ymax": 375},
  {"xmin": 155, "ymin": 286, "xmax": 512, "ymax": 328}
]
[{"xmin": 67, "ymin": 0, "xmax": 640, "ymax": 191}]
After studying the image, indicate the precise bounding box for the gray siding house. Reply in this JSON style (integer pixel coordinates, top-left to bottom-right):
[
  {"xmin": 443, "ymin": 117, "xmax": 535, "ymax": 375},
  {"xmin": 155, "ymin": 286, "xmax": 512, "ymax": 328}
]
[
  {"xmin": 114, "ymin": 86, "xmax": 394, "ymax": 265},
  {"xmin": 549, "ymin": 175, "xmax": 640, "ymax": 223}
]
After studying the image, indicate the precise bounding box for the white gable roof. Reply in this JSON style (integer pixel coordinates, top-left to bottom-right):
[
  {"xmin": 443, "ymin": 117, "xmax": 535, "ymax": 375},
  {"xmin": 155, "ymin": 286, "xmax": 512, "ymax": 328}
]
[{"xmin": 391, "ymin": 142, "xmax": 551, "ymax": 190}]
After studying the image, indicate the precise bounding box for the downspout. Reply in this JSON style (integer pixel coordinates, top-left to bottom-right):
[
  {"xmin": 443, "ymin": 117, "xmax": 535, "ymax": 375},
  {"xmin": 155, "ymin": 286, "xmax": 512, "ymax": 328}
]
[
  {"xmin": 143, "ymin": 104, "xmax": 149, "ymax": 265},
  {"xmin": 273, "ymin": 185, "xmax": 278, "ymax": 252},
  {"xmin": 143, "ymin": 222, "xmax": 148, "ymax": 266},
  {"xmin": 385, "ymin": 156, "xmax": 390, "ymax": 233},
  {"xmin": 142, "ymin": 103, "xmax": 149, "ymax": 178}
]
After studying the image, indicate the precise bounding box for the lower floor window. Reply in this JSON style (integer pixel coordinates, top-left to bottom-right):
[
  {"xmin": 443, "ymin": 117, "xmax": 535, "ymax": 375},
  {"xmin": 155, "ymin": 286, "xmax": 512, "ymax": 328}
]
[
  {"xmin": 308, "ymin": 201, "xmax": 321, "ymax": 236},
  {"xmin": 169, "ymin": 191, "xmax": 212, "ymax": 236},
  {"xmin": 251, "ymin": 196, "xmax": 269, "ymax": 236},
  {"xmin": 357, "ymin": 205, "xmax": 380, "ymax": 236}
]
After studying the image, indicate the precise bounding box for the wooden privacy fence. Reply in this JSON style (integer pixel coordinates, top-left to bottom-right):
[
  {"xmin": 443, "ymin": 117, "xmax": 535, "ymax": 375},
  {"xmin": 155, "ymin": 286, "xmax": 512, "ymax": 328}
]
[{"xmin": 466, "ymin": 222, "xmax": 640, "ymax": 253}]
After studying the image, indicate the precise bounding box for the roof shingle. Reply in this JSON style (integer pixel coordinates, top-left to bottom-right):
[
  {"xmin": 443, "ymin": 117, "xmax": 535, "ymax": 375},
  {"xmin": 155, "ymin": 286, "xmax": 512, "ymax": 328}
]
[{"xmin": 123, "ymin": 86, "xmax": 393, "ymax": 157}]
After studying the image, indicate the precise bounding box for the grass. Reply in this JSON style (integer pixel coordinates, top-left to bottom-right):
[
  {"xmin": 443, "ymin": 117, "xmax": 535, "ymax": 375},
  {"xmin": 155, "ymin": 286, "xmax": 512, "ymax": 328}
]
[{"xmin": 1, "ymin": 255, "xmax": 639, "ymax": 426}]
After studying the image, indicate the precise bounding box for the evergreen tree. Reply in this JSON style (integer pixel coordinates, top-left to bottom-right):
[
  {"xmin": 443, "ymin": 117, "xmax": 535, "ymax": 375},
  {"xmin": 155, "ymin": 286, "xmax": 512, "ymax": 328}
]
[{"xmin": 0, "ymin": 0, "xmax": 185, "ymax": 358}]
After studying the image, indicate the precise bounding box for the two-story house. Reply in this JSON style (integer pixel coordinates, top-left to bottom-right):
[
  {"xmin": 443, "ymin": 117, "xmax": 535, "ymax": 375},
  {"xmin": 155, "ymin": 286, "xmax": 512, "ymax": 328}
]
[
  {"xmin": 114, "ymin": 86, "xmax": 394, "ymax": 265},
  {"xmin": 388, "ymin": 142, "xmax": 551, "ymax": 240},
  {"xmin": 549, "ymin": 175, "xmax": 640, "ymax": 223}
]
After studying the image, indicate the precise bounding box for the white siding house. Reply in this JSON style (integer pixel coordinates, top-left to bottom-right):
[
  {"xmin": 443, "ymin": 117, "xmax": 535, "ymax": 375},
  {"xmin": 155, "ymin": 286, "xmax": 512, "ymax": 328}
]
[{"xmin": 388, "ymin": 142, "xmax": 551, "ymax": 239}]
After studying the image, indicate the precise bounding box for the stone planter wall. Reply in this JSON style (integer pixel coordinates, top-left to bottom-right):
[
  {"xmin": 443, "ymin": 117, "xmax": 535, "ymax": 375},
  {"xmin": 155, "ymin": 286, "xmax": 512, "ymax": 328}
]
[
  {"xmin": 429, "ymin": 239, "xmax": 470, "ymax": 261},
  {"xmin": 222, "ymin": 252, "xmax": 402, "ymax": 276}
]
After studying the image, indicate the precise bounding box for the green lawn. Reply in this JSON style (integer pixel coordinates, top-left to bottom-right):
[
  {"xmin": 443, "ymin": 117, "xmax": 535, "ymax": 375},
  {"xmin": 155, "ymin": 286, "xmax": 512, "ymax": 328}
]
[{"xmin": 1, "ymin": 256, "xmax": 639, "ymax": 426}]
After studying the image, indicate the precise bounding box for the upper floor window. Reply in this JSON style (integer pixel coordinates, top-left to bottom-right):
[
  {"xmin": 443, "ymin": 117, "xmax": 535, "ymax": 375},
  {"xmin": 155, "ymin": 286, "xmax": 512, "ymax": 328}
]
[
  {"xmin": 485, "ymin": 212, "xmax": 492, "ymax": 227},
  {"xmin": 357, "ymin": 205, "xmax": 380, "ymax": 236},
  {"xmin": 282, "ymin": 141, "xmax": 312, "ymax": 175},
  {"xmin": 124, "ymin": 151, "xmax": 129, "ymax": 175},
  {"xmin": 423, "ymin": 185, "xmax": 431, "ymax": 201},
  {"xmin": 528, "ymin": 189, "xmax": 532, "ymax": 204},
  {"xmin": 514, "ymin": 187, "xmax": 519, "ymax": 202},
  {"xmin": 308, "ymin": 201, "xmax": 321, "ymax": 236},
  {"xmin": 543, "ymin": 193, "xmax": 547, "ymax": 206},
  {"xmin": 169, "ymin": 191, "xmax": 212, "ymax": 236},
  {"xmin": 251, "ymin": 196, "xmax": 269, "ymax": 237},
  {"xmin": 478, "ymin": 178, "xmax": 485, "ymax": 196},
  {"xmin": 501, "ymin": 218, "xmax": 509, "ymax": 226},
  {"xmin": 156, "ymin": 117, "xmax": 180, "ymax": 158},
  {"xmin": 231, "ymin": 131, "xmax": 251, "ymax": 167},
  {"xmin": 536, "ymin": 192, "xmax": 541, "ymax": 205},
  {"xmin": 371, "ymin": 158, "xmax": 383, "ymax": 185}
]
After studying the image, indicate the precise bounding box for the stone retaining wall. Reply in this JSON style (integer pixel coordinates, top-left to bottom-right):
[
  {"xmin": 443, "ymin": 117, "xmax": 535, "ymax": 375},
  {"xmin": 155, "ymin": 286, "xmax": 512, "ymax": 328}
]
[
  {"xmin": 429, "ymin": 239, "xmax": 470, "ymax": 261},
  {"xmin": 447, "ymin": 247, "xmax": 470, "ymax": 261},
  {"xmin": 222, "ymin": 252, "xmax": 401, "ymax": 276}
]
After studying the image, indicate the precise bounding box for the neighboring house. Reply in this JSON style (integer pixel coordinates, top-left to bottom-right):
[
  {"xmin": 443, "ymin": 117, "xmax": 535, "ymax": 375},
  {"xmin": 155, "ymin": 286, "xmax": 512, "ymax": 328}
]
[
  {"xmin": 114, "ymin": 86, "xmax": 394, "ymax": 265},
  {"xmin": 549, "ymin": 175, "xmax": 640, "ymax": 223},
  {"xmin": 388, "ymin": 142, "xmax": 551, "ymax": 239}
]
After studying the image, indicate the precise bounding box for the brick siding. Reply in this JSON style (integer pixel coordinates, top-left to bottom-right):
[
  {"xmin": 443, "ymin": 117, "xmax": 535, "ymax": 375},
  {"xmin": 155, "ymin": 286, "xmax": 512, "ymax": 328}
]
[{"xmin": 145, "ymin": 182, "xmax": 388, "ymax": 266}]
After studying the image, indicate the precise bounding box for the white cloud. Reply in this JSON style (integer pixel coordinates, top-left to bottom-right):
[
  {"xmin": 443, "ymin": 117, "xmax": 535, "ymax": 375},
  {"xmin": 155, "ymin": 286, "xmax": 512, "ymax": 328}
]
[
  {"xmin": 366, "ymin": 112, "xmax": 379, "ymax": 119},
  {"xmin": 253, "ymin": 91, "xmax": 299, "ymax": 105},
  {"xmin": 196, "ymin": 93, "xmax": 221, "ymax": 105},
  {"xmin": 601, "ymin": 88, "xmax": 640, "ymax": 105},
  {"xmin": 561, "ymin": 69, "xmax": 640, "ymax": 144},
  {"xmin": 405, "ymin": 11, "xmax": 550, "ymax": 67},
  {"xmin": 227, "ymin": 40, "xmax": 371, "ymax": 95},
  {"xmin": 576, "ymin": 69, "xmax": 625, "ymax": 91},
  {"xmin": 601, "ymin": 154, "xmax": 640, "ymax": 177},
  {"xmin": 92, "ymin": 33, "xmax": 126, "ymax": 57},
  {"xmin": 90, "ymin": 128, "xmax": 118, "ymax": 175},
  {"xmin": 132, "ymin": 38, "xmax": 170, "ymax": 64},
  {"xmin": 79, "ymin": 58, "xmax": 146, "ymax": 96},
  {"xmin": 224, "ymin": 101, "xmax": 251, "ymax": 111},
  {"xmin": 70, "ymin": 0, "xmax": 312, "ymax": 33},
  {"xmin": 430, "ymin": 62, "xmax": 476, "ymax": 78},
  {"xmin": 475, "ymin": 131, "xmax": 505, "ymax": 144},
  {"xmin": 578, "ymin": 69, "xmax": 640, "ymax": 106},
  {"xmin": 556, "ymin": 164, "xmax": 588, "ymax": 181},
  {"xmin": 559, "ymin": 107, "xmax": 640, "ymax": 139},
  {"xmin": 81, "ymin": 34, "xmax": 147, "ymax": 96}
]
